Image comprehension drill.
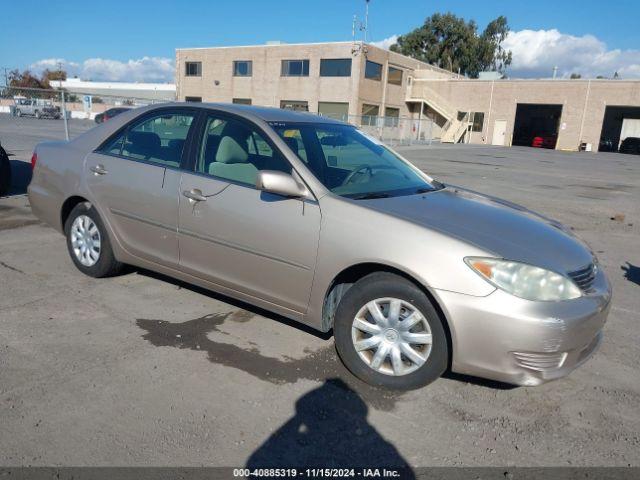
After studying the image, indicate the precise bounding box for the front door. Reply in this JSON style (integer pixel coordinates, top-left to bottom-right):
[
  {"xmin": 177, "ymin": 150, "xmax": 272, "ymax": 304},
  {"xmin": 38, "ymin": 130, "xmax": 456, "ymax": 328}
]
[
  {"xmin": 177, "ymin": 112, "xmax": 321, "ymax": 314},
  {"xmin": 492, "ymin": 120, "xmax": 507, "ymax": 146},
  {"xmin": 85, "ymin": 109, "xmax": 196, "ymax": 267}
]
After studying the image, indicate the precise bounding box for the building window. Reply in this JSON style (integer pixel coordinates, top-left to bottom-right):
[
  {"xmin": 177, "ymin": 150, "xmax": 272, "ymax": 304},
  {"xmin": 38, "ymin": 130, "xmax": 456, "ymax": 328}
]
[
  {"xmin": 233, "ymin": 60, "xmax": 252, "ymax": 77},
  {"xmin": 320, "ymin": 59, "xmax": 352, "ymax": 77},
  {"xmin": 365, "ymin": 60, "xmax": 383, "ymax": 81},
  {"xmin": 185, "ymin": 96, "xmax": 202, "ymax": 102},
  {"xmin": 280, "ymin": 100, "xmax": 308, "ymax": 111},
  {"xmin": 281, "ymin": 60, "xmax": 310, "ymax": 77},
  {"xmin": 318, "ymin": 102, "xmax": 349, "ymax": 121},
  {"xmin": 384, "ymin": 107, "xmax": 400, "ymax": 127},
  {"xmin": 388, "ymin": 66, "xmax": 403, "ymax": 85},
  {"xmin": 472, "ymin": 112, "xmax": 485, "ymax": 132},
  {"xmin": 361, "ymin": 103, "xmax": 379, "ymax": 126},
  {"xmin": 185, "ymin": 62, "xmax": 202, "ymax": 77},
  {"xmin": 232, "ymin": 98, "xmax": 252, "ymax": 105}
]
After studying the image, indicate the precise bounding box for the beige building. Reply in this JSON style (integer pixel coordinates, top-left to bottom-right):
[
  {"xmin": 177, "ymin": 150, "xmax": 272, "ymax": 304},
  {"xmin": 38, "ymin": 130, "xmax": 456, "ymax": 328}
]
[
  {"xmin": 176, "ymin": 41, "xmax": 640, "ymax": 151},
  {"xmin": 176, "ymin": 41, "xmax": 456, "ymax": 120}
]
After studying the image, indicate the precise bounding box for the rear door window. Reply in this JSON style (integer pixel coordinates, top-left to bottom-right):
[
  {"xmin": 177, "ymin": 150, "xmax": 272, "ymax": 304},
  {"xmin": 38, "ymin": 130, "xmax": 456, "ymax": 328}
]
[{"xmin": 100, "ymin": 111, "xmax": 195, "ymax": 168}]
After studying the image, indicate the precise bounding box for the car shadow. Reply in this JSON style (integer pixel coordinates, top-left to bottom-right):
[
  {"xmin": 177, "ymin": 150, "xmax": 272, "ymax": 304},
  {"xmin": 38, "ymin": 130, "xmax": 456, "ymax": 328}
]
[
  {"xmin": 8, "ymin": 160, "xmax": 32, "ymax": 196},
  {"xmin": 135, "ymin": 267, "xmax": 332, "ymax": 341},
  {"xmin": 245, "ymin": 378, "xmax": 415, "ymax": 475},
  {"xmin": 621, "ymin": 262, "xmax": 640, "ymax": 286}
]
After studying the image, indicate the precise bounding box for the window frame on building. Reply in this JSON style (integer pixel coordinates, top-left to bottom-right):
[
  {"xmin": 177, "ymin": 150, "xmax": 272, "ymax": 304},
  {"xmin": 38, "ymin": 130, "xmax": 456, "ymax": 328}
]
[
  {"xmin": 233, "ymin": 60, "xmax": 253, "ymax": 77},
  {"xmin": 281, "ymin": 59, "xmax": 310, "ymax": 77},
  {"xmin": 185, "ymin": 62, "xmax": 202, "ymax": 77},
  {"xmin": 319, "ymin": 58, "xmax": 352, "ymax": 77},
  {"xmin": 387, "ymin": 66, "xmax": 403, "ymax": 86},
  {"xmin": 185, "ymin": 96, "xmax": 202, "ymax": 103},
  {"xmin": 472, "ymin": 112, "xmax": 485, "ymax": 132},
  {"xmin": 384, "ymin": 107, "xmax": 400, "ymax": 127},
  {"xmin": 364, "ymin": 60, "xmax": 383, "ymax": 81},
  {"xmin": 361, "ymin": 103, "xmax": 380, "ymax": 126},
  {"xmin": 232, "ymin": 98, "xmax": 252, "ymax": 105},
  {"xmin": 280, "ymin": 100, "xmax": 309, "ymax": 111},
  {"xmin": 318, "ymin": 101, "xmax": 350, "ymax": 121}
]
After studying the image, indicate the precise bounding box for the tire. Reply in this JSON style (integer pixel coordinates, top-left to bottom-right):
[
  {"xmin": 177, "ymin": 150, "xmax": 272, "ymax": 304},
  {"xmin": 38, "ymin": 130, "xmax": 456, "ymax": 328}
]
[
  {"xmin": 0, "ymin": 148, "xmax": 11, "ymax": 196},
  {"xmin": 334, "ymin": 272, "xmax": 448, "ymax": 390},
  {"xmin": 35, "ymin": 110, "xmax": 40, "ymax": 119},
  {"xmin": 64, "ymin": 202, "xmax": 124, "ymax": 278},
  {"xmin": 15, "ymin": 109, "xmax": 21, "ymax": 117}
]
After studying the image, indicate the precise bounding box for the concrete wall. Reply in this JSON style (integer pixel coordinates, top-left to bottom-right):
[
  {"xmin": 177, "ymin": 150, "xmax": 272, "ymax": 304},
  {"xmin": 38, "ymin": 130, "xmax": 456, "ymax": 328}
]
[{"xmin": 412, "ymin": 78, "xmax": 640, "ymax": 150}]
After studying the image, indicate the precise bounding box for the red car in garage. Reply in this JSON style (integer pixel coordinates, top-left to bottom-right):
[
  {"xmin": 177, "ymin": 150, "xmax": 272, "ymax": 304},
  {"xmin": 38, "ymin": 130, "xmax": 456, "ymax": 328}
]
[{"xmin": 532, "ymin": 135, "xmax": 557, "ymax": 149}]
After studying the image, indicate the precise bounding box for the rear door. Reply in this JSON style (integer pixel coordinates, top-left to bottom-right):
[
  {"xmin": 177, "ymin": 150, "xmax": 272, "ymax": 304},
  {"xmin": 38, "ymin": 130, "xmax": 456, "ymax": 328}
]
[
  {"xmin": 85, "ymin": 108, "xmax": 197, "ymax": 267},
  {"xmin": 177, "ymin": 111, "xmax": 321, "ymax": 314}
]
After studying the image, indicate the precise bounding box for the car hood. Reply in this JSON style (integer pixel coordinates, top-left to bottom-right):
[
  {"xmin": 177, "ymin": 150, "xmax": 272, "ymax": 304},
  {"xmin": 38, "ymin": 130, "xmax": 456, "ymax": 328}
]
[{"xmin": 357, "ymin": 186, "xmax": 594, "ymax": 274}]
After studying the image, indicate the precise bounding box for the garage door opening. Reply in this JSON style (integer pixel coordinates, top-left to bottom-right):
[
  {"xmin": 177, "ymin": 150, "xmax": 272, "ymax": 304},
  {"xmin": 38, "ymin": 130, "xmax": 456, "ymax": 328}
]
[
  {"xmin": 512, "ymin": 104, "xmax": 563, "ymax": 149},
  {"xmin": 599, "ymin": 106, "xmax": 640, "ymax": 152}
]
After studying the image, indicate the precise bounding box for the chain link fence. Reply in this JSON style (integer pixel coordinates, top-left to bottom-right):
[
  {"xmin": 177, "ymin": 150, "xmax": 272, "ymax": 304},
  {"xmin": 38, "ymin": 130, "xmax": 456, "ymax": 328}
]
[
  {"xmin": 319, "ymin": 114, "xmax": 435, "ymax": 146},
  {"xmin": 1, "ymin": 85, "xmax": 436, "ymax": 147},
  {"xmin": 0, "ymin": 85, "xmax": 170, "ymax": 141}
]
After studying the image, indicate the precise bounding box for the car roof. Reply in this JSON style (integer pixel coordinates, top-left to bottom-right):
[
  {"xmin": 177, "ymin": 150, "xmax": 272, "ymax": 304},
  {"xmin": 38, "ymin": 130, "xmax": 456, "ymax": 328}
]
[{"xmin": 152, "ymin": 102, "xmax": 348, "ymax": 125}]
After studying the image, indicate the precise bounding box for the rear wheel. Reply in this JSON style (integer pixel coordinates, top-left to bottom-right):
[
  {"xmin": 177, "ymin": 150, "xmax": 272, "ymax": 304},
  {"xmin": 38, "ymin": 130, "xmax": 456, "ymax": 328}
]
[
  {"xmin": 334, "ymin": 272, "xmax": 448, "ymax": 390},
  {"xmin": 64, "ymin": 203, "xmax": 123, "ymax": 278}
]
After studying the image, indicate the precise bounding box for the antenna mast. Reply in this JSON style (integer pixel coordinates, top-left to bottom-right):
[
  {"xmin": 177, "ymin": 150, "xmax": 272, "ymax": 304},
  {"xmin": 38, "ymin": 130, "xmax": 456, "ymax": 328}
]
[
  {"xmin": 351, "ymin": 0, "xmax": 371, "ymax": 56},
  {"xmin": 363, "ymin": 0, "xmax": 370, "ymax": 43}
]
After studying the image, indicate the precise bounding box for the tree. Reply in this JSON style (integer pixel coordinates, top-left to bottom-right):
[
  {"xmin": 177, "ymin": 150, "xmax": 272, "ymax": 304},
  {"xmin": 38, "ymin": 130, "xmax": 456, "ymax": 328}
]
[
  {"xmin": 570, "ymin": 73, "xmax": 582, "ymax": 79},
  {"xmin": 8, "ymin": 69, "xmax": 48, "ymax": 90},
  {"xmin": 390, "ymin": 13, "xmax": 512, "ymax": 78},
  {"xmin": 41, "ymin": 68, "xmax": 67, "ymax": 84}
]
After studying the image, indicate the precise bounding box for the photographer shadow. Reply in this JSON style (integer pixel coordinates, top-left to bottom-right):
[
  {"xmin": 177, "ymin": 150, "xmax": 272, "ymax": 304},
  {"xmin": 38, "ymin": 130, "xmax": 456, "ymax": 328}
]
[{"xmin": 246, "ymin": 378, "xmax": 414, "ymax": 477}]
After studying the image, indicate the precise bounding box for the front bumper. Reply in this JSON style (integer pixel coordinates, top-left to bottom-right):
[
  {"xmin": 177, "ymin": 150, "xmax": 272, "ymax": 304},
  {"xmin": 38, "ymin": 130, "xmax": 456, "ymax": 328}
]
[{"xmin": 435, "ymin": 268, "xmax": 612, "ymax": 386}]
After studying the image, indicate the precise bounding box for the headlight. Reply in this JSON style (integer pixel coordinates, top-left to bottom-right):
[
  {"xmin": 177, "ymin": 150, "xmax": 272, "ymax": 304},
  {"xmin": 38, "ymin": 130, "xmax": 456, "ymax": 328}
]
[{"xmin": 464, "ymin": 257, "xmax": 582, "ymax": 301}]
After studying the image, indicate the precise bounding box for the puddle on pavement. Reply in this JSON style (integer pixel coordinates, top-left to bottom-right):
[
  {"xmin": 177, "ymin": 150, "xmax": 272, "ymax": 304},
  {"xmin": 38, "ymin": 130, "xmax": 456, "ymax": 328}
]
[{"xmin": 136, "ymin": 311, "xmax": 406, "ymax": 410}]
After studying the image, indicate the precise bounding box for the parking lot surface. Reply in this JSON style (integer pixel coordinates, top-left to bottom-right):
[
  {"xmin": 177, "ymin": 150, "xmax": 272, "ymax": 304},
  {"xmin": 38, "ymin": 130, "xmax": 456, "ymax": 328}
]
[{"xmin": 1, "ymin": 115, "xmax": 639, "ymax": 467}]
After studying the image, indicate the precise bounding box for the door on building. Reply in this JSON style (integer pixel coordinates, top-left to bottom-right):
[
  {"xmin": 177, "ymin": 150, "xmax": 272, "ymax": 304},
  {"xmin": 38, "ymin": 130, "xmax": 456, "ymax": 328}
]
[
  {"xmin": 492, "ymin": 120, "xmax": 507, "ymax": 145},
  {"xmin": 512, "ymin": 104, "xmax": 562, "ymax": 148}
]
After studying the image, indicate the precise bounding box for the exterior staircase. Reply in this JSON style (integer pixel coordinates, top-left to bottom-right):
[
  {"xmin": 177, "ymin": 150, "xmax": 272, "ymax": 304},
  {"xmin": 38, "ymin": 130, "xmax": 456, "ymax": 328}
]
[{"xmin": 407, "ymin": 82, "xmax": 471, "ymax": 143}]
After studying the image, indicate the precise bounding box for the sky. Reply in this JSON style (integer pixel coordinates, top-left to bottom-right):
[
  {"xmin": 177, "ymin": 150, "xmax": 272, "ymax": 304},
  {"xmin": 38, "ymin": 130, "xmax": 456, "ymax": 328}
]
[{"xmin": 1, "ymin": 0, "xmax": 639, "ymax": 82}]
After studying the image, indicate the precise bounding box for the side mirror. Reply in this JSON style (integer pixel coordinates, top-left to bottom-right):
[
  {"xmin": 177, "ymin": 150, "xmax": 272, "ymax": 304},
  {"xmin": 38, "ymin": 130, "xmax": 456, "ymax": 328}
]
[{"xmin": 256, "ymin": 171, "xmax": 308, "ymax": 198}]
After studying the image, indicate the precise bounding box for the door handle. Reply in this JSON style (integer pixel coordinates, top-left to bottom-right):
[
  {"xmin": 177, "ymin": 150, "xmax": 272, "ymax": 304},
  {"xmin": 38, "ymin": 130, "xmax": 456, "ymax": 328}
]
[
  {"xmin": 90, "ymin": 164, "xmax": 108, "ymax": 175},
  {"xmin": 182, "ymin": 188, "xmax": 207, "ymax": 202}
]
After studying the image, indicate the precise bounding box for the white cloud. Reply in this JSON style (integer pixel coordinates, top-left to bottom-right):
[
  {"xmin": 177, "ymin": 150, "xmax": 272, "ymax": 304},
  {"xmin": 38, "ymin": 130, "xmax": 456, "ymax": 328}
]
[
  {"xmin": 370, "ymin": 35, "xmax": 398, "ymax": 50},
  {"xmin": 503, "ymin": 29, "xmax": 640, "ymax": 79},
  {"xmin": 29, "ymin": 56, "xmax": 174, "ymax": 83}
]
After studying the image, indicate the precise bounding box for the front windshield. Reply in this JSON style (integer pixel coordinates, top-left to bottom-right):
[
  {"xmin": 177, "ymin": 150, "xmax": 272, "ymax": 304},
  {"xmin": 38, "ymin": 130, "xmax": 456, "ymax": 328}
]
[{"xmin": 271, "ymin": 123, "xmax": 439, "ymax": 199}]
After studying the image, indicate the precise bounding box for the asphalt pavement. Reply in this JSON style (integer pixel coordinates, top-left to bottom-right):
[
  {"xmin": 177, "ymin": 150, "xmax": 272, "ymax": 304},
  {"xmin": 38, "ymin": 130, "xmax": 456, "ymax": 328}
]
[{"xmin": 1, "ymin": 114, "xmax": 639, "ymax": 467}]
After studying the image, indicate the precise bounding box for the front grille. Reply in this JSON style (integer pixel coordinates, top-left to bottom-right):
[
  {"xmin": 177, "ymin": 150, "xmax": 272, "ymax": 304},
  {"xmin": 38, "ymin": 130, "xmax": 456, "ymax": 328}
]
[
  {"xmin": 568, "ymin": 263, "xmax": 596, "ymax": 292},
  {"xmin": 511, "ymin": 351, "xmax": 567, "ymax": 372}
]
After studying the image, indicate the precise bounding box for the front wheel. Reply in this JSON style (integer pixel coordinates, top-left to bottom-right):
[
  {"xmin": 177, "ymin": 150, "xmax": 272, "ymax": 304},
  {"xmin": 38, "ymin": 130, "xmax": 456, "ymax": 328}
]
[
  {"xmin": 334, "ymin": 272, "xmax": 448, "ymax": 390},
  {"xmin": 64, "ymin": 202, "xmax": 123, "ymax": 278}
]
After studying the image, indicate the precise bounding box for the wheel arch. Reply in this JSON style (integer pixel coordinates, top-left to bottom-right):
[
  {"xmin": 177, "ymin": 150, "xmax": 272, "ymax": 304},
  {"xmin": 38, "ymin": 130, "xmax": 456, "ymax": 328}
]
[
  {"xmin": 322, "ymin": 262, "xmax": 454, "ymax": 369},
  {"xmin": 60, "ymin": 195, "xmax": 90, "ymax": 231}
]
